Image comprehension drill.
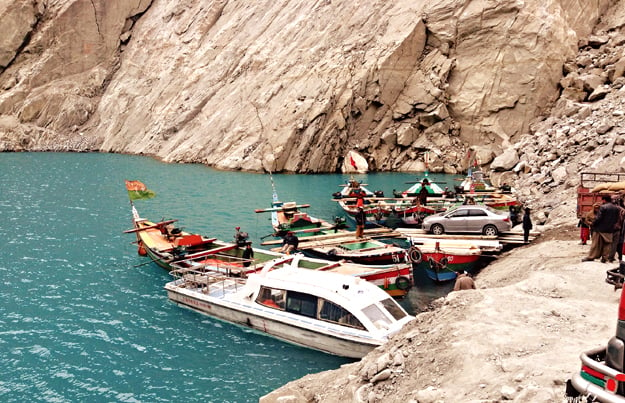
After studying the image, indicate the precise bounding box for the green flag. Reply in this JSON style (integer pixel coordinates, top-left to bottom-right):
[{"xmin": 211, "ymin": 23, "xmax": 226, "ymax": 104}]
[{"xmin": 125, "ymin": 180, "xmax": 155, "ymax": 200}]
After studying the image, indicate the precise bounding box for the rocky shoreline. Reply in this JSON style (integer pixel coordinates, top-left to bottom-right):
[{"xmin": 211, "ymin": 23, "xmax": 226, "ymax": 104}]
[{"xmin": 261, "ymin": 224, "xmax": 621, "ymax": 402}]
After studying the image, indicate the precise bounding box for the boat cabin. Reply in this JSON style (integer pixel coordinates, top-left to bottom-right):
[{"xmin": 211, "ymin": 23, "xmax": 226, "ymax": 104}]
[{"xmin": 244, "ymin": 265, "xmax": 411, "ymax": 335}]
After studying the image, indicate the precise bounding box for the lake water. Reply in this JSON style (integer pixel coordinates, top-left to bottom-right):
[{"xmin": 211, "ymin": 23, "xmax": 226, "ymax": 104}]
[{"xmin": 0, "ymin": 152, "xmax": 458, "ymax": 402}]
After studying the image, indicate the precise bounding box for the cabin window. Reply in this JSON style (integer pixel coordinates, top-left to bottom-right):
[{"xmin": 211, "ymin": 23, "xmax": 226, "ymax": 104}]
[
  {"xmin": 362, "ymin": 304, "xmax": 392, "ymax": 329},
  {"xmin": 318, "ymin": 300, "xmax": 364, "ymax": 330},
  {"xmin": 256, "ymin": 286, "xmax": 286, "ymax": 310},
  {"xmin": 380, "ymin": 298, "xmax": 407, "ymax": 321},
  {"xmin": 285, "ymin": 291, "xmax": 317, "ymax": 318}
]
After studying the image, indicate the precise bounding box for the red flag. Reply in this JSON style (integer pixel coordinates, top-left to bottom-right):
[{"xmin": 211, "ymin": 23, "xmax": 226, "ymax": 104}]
[
  {"xmin": 350, "ymin": 155, "xmax": 357, "ymax": 169},
  {"xmin": 125, "ymin": 180, "xmax": 147, "ymax": 191}
]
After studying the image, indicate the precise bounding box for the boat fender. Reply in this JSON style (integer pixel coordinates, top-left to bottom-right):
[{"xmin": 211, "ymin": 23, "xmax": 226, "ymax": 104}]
[
  {"xmin": 137, "ymin": 242, "xmax": 147, "ymax": 256},
  {"xmin": 395, "ymin": 276, "xmax": 411, "ymax": 291},
  {"xmin": 407, "ymin": 246, "xmax": 422, "ymax": 263}
]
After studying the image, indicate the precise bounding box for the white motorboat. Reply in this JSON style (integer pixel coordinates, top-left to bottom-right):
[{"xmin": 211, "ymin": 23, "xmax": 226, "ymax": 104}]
[{"xmin": 165, "ymin": 256, "xmax": 414, "ymax": 358}]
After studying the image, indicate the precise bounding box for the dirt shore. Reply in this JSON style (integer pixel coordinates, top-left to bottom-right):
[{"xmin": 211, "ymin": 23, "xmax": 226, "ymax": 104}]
[{"xmin": 261, "ymin": 224, "xmax": 622, "ymax": 402}]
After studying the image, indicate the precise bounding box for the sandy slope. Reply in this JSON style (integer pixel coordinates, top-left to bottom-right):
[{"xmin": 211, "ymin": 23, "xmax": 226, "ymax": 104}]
[{"xmin": 262, "ymin": 225, "xmax": 623, "ymax": 402}]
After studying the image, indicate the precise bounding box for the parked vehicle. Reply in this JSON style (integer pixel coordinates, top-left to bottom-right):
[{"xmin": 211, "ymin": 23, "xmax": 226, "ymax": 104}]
[
  {"xmin": 421, "ymin": 205, "xmax": 511, "ymax": 236},
  {"xmin": 577, "ymin": 172, "xmax": 625, "ymax": 219},
  {"xmin": 567, "ymin": 285, "xmax": 625, "ymax": 401}
]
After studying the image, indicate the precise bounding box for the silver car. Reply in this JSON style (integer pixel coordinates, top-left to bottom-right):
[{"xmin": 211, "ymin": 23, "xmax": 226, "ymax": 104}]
[{"xmin": 422, "ymin": 205, "xmax": 512, "ymax": 236}]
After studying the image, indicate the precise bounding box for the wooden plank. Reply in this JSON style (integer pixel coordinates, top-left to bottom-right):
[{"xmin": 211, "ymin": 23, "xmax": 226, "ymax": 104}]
[
  {"xmin": 123, "ymin": 219, "xmax": 178, "ymax": 233},
  {"xmin": 260, "ymin": 227, "xmax": 400, "ymax": 246}
]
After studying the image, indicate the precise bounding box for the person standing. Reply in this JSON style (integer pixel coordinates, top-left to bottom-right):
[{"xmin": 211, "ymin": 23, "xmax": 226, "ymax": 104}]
[
  {"xmin": 418, "ymin": 185, "xmax": 428, "ymax": 206},
  {"xmin": 522, "ymin": 207, "xmax": 533, "ymax": 244},
  {"xmin": 355, "ymin": 206, "xmax": 366, "ymax": 238},
  {"xmin": 583, "ymin": 195, "xmax": 621, "ymax": 263},
  {"xmin": 577, "ymin": 215, "xmax": 591, "ymax": 245},
  {"xmin": 509, "ymin": 205, "xmax": 519, "ymax": 227},
  {"xmin": 242, "ymin": 242, "xmax": 254, "ymax": 267},
  {"xmin": 609, "ymin": 198, "xmax": 625, "ymax": 262}
]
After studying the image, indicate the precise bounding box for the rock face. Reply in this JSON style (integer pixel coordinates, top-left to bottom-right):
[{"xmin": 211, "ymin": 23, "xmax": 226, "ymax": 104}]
[{"xmin": 0, "ymin": 0, "xmax": 613, "ymax": 173}]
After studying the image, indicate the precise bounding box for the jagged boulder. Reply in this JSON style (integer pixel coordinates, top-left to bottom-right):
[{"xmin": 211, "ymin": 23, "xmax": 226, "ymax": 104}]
[{"xmin": 491, "ymin": 149, "xmax": 519, "ymax": 172}]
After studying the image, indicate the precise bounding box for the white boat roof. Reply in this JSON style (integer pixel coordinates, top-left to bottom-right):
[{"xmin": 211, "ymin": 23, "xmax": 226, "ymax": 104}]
[
  {"xmin": 403, "ymin": 181, "xmax": 445, "ymax": 195},
  {"xmin": 250, "ymin": 264, "xmax": 391, "ymax": 308}
]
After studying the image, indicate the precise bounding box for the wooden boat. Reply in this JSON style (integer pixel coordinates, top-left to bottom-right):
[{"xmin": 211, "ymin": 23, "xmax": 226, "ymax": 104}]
[
  {"xmin": 454, "ymin": 192, "xmax": 521, "ymax": 212},
  {"xmin": 407, "ymin": 241, "xmax": 482, "ymax": 283},
  {"xmin": 332, "ymin": 177, "xmax": 381, "ymax": 199},
  {"xmin": 399, "ymin": 175, "xmax": 446, "ymax": 198},
  {"xmin": 451, "ymin": 169, "xmax": 521, "ymax": 211},
  {"xmin": 125, "ymin": 204, "xmax": 233, "ymax": 270},
  {"xmin": 255, "ymin": 182, "xmax": 345, "ymax": 238},
  {"xmin": 294, "ymin": 237, "xmax": 409, "ymax": 266},
  {"xmin": 456, "ymin": 169, "xmax": 498, "ymax": 193},
  {"xmin": 336, "ymin": 197, "xmax": 439, "ymax": 226},
  {"xmin": 331, "ymin": 178, "xmax": 443, "ymax": 227},
  {"xmin": 127, "ymin": 205, "xmax": 413, "ymax": 297},
  {"xmin": 164, "ymin": 256, "xmax": 414, "ymax": 358}
]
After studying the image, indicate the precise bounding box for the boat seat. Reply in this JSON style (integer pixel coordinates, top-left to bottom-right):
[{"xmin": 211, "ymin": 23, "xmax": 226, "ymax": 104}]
[{"xmin": 174, "ymin": 235, "xmax": 216, "ymax": 247}]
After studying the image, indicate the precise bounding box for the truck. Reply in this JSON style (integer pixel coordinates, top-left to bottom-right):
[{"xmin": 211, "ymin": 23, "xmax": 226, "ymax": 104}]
[
  {"xmin": 566, "ymin": 285, "xmax": 625, "ymax": 402},
  {"xmin": 577, "ymin": 172, "xmax": 625, "ymax": 219}
]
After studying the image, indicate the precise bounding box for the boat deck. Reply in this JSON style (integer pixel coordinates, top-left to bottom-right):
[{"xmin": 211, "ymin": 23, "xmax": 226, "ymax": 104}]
[
  {"xmin": 171, "ymin": 268, "xmax": 246, "ymax": 298},
  {"xmin": 396, "ymin": 228, "xmax": 539, "ymax": 246}
]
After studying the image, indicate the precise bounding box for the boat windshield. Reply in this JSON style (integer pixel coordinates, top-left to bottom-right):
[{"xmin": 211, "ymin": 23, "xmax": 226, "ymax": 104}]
[
  {"xmin": 380, "ymin": 298, "xmax": 407, "ymax": 320},
  {"xmin": 362, "ymin": 304, "xmax": 392, "ymax": 329}
]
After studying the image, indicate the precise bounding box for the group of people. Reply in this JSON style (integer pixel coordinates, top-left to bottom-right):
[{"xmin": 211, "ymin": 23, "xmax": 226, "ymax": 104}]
[{"xmin": 580, "ymin": 194, "xmax": 625, "ymax": 263}]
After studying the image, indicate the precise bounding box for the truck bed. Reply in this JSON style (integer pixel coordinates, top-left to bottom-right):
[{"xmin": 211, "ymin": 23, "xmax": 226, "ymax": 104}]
[{"xmin": 577, "ymin": 172, "xmax": 625, "ymax": 218}]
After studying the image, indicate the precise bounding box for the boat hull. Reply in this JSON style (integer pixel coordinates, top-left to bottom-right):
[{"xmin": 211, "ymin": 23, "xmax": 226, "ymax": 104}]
[
  {"xmin": 166, "ymin": 287, "xmax": 379, "ymax": 358},
  {"xmin": 414, "ymin": 251, "xmax": 481, "ymax": 283},
  {"xmin": 353, "ymin": 266, "xmax": 413, "ymax": 298},
  {"xmin": 302, "ymin": 248, "xmax": 406, "ymax": 266}
]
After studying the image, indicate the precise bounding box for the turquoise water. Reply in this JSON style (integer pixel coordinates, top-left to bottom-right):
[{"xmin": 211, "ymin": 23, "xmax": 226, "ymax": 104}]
[{"xmin": 0, "ymin": 153, "xmax": 456, "ymax": 402}]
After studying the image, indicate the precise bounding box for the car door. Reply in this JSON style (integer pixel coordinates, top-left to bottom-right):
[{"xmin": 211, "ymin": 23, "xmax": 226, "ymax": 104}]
[
  {"xmin": 445, "ymin": 208, "xmax": 469, "ymax": 232},
  {"xmin": 465, "ymin": 207, "xmax": 489, "ymax": 233}
]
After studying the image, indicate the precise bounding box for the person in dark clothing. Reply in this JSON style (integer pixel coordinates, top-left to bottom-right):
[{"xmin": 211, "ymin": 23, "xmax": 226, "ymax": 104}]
[
  {"xmin": 280, "ymin": 231, "xmax": 299, "ymax": 255},
  {"xmin": 522, "ymin": 207, "xmax": 532, "ymax": 244},
  {"xmin": 234, "ymin": 226, "xmax": 249, "ymax": 246},
  {"xmin": 583, "ymin": 195, "xmax": 622, "ymax": 263},
  {"xmin": 608, "ymin": 198, "xmax": 625, "ymax": 262},
  {"xmin": 355, "ymin": 207, "xmax": 366, "ymax": 238},
  {"xmin": 418, "ymin": 186, "xmax": 428, "ymax": 206},
  {"xmin": 242, "ymin": 242, "xmax": 254, "ymax": 267}
]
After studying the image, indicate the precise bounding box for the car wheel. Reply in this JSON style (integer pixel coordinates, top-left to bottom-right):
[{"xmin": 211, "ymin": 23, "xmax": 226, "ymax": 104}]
[
  {"xmin": 483, "ymin": 225, "xmax": 498, "ymax": 236},
  {"xmin": 431, "ymin": 224, "xmax": 445, "ymax": 235}
]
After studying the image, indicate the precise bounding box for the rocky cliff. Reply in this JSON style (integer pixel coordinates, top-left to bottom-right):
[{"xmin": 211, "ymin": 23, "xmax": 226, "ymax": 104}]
[{"xmin": 0, "ymin": 0, "xmax": 615, "ymax": 175}]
